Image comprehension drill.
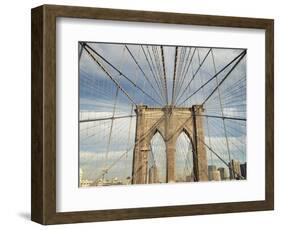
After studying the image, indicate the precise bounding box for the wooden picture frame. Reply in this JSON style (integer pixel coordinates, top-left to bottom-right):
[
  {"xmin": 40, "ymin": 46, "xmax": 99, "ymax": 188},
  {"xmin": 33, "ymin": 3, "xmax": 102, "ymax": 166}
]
[{"xmin": 31, "ymin": 4, "xmax": 274, "ymax": 225}]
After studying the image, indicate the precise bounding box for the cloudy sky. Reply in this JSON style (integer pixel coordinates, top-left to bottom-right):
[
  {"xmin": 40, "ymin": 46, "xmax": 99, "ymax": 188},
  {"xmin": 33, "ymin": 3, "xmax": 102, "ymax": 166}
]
[{"xmin": 79, "ymin": 42, "xmax": 246, "ymax": 183}]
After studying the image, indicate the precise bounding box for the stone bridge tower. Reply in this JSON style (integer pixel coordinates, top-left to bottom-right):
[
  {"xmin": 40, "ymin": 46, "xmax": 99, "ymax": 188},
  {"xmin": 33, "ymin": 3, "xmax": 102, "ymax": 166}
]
[{"xmin": 132, "ymin": 105, "xmax": 208, "ymax": 184}]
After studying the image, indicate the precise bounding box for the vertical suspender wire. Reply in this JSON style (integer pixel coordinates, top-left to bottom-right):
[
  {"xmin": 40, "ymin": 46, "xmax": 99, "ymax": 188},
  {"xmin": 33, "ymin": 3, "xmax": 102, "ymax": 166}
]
[
  {"xmin": 173, "ymin": 47, "xmax": 183, "ymax": 104},
  {"xmin": 125, "ymin": 45, "xmax": 164, "ymax": 106},
  {"xmin": 104, "ymin": 80, "xmax": 119, "ymax": 161},
  {"xmin": 123, "ymin": 45, "xmax": 137, "ymax": 182},
  {"xmin": 210, "ymin": 49, "xmax": 233, "ymax": 179},
  {"xmin": 174, "ymin": 47, "xmax": 191, "ymax": 98},
  {"xmin": 174, "ymin": 48, "xmax": 197, "ymax": 104},
  {"xmin": 176, "ymin": 48, "xmax": 211, "ymax": 105},
  {"xmin": 125, "ymin": 46, "xmax": 140, "ymax": 183},
  {"xmin": 124, "ymin": 104, "xmax": 134, "ymax": 184},
  {"xmin": 175, "ymin": 47, "xmax": 187, "ymax": 97},
  {"xmin": 153, "ymin": 46, "xmax": 166, "ymax": 104},
  {"xmin": 171, "ymin": 46, "xmax": 178, "ymax": 105},
  {"xmin": 145, "ymin": 46, "xmax": 166, "ymax": 103},
  {"xmin": 197, "ymin": 49, "xmax": 213, "ymax": 168},
  {"xmin": 160, "ymin": 45, "xmax": 169, "ymax": 105},
  {"xmin": 186, "ymin": 60, "xmax": 195, "ymax": 107},
  {"xmin": 103, "ymin": 47, "xmax": 126, "ymax": 180},
  {"xmin": 141, "ymin": 45, "xmax": 166, "ymax": 104},
  {"xmin": 141, "ymin": 47, "xmax": 146, "ymax": 105}
]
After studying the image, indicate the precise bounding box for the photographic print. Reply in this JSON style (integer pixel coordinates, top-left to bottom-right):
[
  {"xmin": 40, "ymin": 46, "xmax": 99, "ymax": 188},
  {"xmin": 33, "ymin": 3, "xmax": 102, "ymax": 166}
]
[
  {"xmin": 79, "ymin": 42, "xmax": 247, "ymax": 187},
  {"xmin": 31, "ymin": 5, "xmax": 274, "ymax": 224}
]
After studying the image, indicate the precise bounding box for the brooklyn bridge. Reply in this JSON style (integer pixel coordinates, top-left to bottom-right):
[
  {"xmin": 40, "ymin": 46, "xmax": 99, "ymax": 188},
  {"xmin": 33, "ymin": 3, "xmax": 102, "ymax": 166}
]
[{"xmin": 78, "ymin": 42, "xmax": 247, "ymax": 186}]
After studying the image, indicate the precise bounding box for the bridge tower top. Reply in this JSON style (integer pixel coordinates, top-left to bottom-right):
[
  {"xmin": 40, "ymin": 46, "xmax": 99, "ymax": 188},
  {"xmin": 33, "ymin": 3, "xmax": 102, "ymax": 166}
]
[{"xmin": 132, "ymin": 104, "xmax": 208, "ymax": 184}]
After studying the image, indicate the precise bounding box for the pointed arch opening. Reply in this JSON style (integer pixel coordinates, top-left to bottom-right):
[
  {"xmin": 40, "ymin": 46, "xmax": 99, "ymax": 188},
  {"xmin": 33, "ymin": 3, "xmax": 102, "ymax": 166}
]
[
  {"xmin": 175, "ymin": 131, "xmax": 195, "ymax": 182},
  {"xmin": 148, "ymin": 131, "xmax": 166, "ymax": 183}
]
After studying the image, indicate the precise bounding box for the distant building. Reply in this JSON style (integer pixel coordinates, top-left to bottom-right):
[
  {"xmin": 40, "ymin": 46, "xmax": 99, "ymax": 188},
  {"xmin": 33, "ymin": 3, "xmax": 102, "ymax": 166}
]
[
  {"xmin": 96, "ymin": 178, "xmax": 106, "ymax": 186},
  {"xmin": 208, "ymin": 165, "xmax": 221, "ymax": 181},
  {"xmin": 80, "ymin": 179, "xmax": 93, "ymax": 187},
  {"xmin": 186, "ymin": 174, "xmax": 194, "ymax": 182},
  {"xmin": 148, "ymin": 165, "xmax": 159, "ymax": 183},
  {"xmin": 112, "ymin": 177, "xmax": 123, "ymax": 185},
  {"xmin": 208, "ymin": 165, "xmax": 216, "ymax": 181},
  {"xmin": 208, "ymin": 165, "xmax": 216, "ymax": 180},
  {"xmin": 79, "ymin": 168, "xmax": 93, "ymax": 187},
  {"xmin": 240, "ymin": 163, "xmax": 247, "ymax": 179},
  {"xmin": 229, "ymin": 160, "xmax": 241, "ymax": 179},
  {"xmin": 212, "ymin": 170, "xmax": 221, "ymax": 181},
  {"xmin": 96, "ymin": 177, "xmax": 123, "ymax": 186},
  {"xmin": 126, "ymin": 176, "xmax": 132, "ymax": 185},
  {"xmin": 209, "ymin": 170, "xmax": 221, "ymax": 181},
  {"xmin": 218, "ymin": 167, "xmax": 229, "ymax": 180},
  {"xmin": 176, "ymin": 176, "xmax": 184, "ymax": 182}
]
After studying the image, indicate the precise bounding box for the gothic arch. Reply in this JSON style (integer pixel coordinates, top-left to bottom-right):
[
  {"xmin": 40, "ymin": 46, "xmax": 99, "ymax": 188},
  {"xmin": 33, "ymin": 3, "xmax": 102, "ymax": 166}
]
[
  {"xmin": 149, "ymin": 131, "xmax": 166, "ymax": 183},
  {"xmin": 175, "ymin": 128, "xmax": 195, "ymax": 153},
  {"xmin": 148, "ymin": 128, "xmax": 166, "ymax": 144},
  {"xmin": 132, "ymin": 105, "xmax": 208, "ymax": 184},
  {"xmin": 175, "ymin": 130, "xmax": 195, "ymax": 182}
]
